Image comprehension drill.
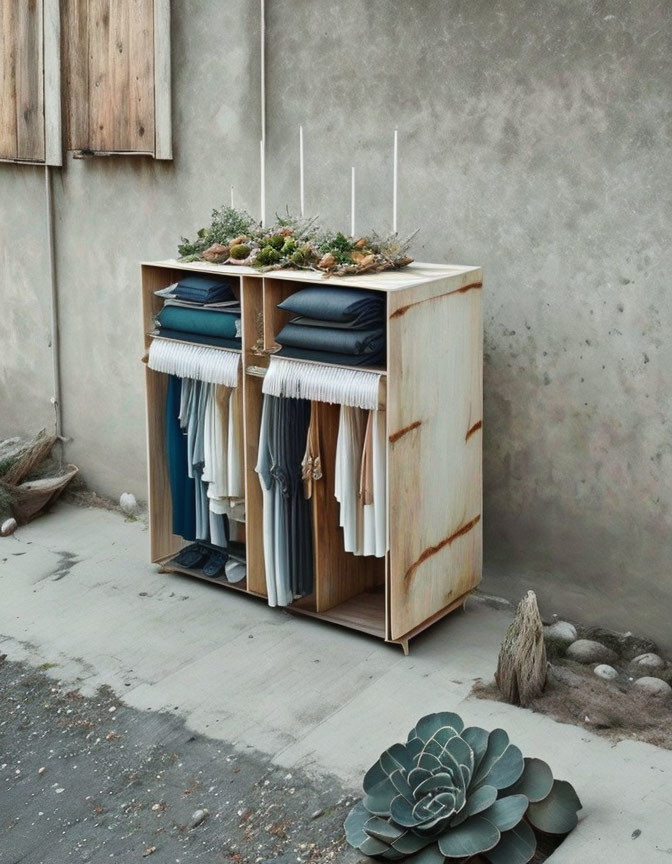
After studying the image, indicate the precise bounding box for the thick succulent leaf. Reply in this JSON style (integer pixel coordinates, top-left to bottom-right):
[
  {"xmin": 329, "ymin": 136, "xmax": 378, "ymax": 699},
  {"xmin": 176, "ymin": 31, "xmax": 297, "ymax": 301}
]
[
  {"xmin": 418, "ymin": 752, "xmax": 445, "ymax": 774},
  {"xmin": 364, "ymin": 775, "xmax": 398, "ymax": 816},
  {"xmin": 424, "ymin": 725, "xmax": 460, "ymax": 753},
  {"xmin": 475, "ymin": 743, "xmax": 524, "ymax": 791},
  {"xmin": 405, "ymin": 844, "xmax": 446, "ymax": 864},
  {"xmin": 409, "ymin": 713, "xmax": 465, "ymax": 743},
  {"xmin": 484, "ymin": 820, "xmax": 537, "ymax": 864},
  {"xmin": 437, "ymin": 816, "xmax": 500, "ymax": 858},
  {"xmin": 527, "ymin": 779, "xmax": 582, "ymax": 834},
  {"xmin": 415, "ymin": 774, "xmax": 455, "ymax": 797},
  {"xmin": 504, "ymin": 758, "xmax": 553, "ymax": 803},
  {"xmin": 471, "ymin": 729, "xmax": 510, "ymax": 786},
  {"xmin": 360, "ymin": 834, "xmax": 394, "ymax": 857},
  {"xmin": 462, "ymin": 726, "xmax": 489, "ymax": 773},
  {"xmin": 390, "ymin": 794, "xmax": 421, "ymax": 827},
  {"xmin": 345, "ymin": 801, "xmax": 370, "ymax": 847},
  {"xmin": 481, "ymin": 795, "xmax": 528, "ymax": 831},
  {"xmin": 364, "ymin": 815, "xmax": 405, "ymax": 844},
  {"xmin": 406, "ymin": 736, "xmax": 426, "ymax": 762},
  {"xmin": 390, "ymin": 768, "xmax": 415, "ymax": 803},
  {"xmin": 364, "ymin": 742, "xmax": 418, "ymax": 794},
  {"xmin": 408, "ymin": 767, "xmax": 432, "ymax": 787},
  {"xmin": 452, "ymin": 784, "xmax": 498, "ymax": 825},
  {"xmin": 392, "ymin": 830, "xmax": 435, "ymax": 855}
]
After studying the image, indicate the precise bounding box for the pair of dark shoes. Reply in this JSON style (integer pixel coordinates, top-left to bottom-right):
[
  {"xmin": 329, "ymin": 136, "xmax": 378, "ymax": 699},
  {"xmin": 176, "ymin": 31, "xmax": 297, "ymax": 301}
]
[{"xmin": 173, "ymin": 543, "xmax": 228, "ymax": 578}]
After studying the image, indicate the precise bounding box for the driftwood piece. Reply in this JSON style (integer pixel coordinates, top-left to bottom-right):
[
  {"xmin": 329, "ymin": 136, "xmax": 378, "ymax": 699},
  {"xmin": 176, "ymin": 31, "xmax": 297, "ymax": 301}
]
[{"xmin": 495, "ymin": 590, "xmax": 547, "ymax": 707}]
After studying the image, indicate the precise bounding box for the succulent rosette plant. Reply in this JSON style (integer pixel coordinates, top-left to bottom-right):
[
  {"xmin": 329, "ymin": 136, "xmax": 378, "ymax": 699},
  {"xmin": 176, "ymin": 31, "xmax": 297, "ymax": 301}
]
[{"xmin": 345, "ymin": 712, "xmax": 581, "ymax": 863}]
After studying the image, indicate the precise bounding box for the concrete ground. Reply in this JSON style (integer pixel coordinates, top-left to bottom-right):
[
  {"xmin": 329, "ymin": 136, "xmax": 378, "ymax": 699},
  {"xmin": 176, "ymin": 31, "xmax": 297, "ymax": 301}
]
[{"xmin": 1, "ymin": 503, "xmax": 671, "ymax": 862}]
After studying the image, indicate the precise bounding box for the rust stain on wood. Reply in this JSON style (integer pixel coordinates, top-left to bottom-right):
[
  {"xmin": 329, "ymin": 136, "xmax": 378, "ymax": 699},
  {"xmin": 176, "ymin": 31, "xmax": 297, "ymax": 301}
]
[
  {"xmin": 403, "ymin": 514, "xmax": 481, "ymax": 586},
  {"xmin": 389, "ymin": 420, "xmax": 422, "ymax": 444},
  {"xmin": 390, "ymin": 282, "xmax": 483, "ymax": 319},
  {"xmin": 466, "ymin": 420, "xmax": 482, "ymax": 441}
]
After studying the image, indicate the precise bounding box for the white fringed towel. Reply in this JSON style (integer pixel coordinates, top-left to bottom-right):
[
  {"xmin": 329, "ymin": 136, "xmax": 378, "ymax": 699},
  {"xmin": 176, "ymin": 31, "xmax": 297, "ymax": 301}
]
[
  {"xmin": 148, "ymin": 338, "xmax": 240, "ymax": 387},
  {"xmin": 263, "ymin": 357, "xmax": 382, "ymax": 410}
]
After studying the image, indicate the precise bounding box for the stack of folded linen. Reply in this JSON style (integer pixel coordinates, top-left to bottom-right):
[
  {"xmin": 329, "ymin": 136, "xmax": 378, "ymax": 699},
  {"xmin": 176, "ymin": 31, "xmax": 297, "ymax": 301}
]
[
  {"xmin": 274, "ymin": 286, "xmax": 386, "ymax": 367},
  {"xmin": 154, "ymin": 275, "xmax": 242, "ymax": 349}
]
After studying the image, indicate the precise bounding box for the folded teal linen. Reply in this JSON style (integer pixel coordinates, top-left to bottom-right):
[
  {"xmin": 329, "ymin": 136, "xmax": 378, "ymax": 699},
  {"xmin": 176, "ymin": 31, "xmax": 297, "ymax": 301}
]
[
  {"xmin": 277, "ymin": 286, "xmax": 385, "ymax": 327},
  {"xmin": 156, "ymin": 306, "xmax": 240, "ymax": 339},
  {"xmin": 275, "ymin": 322, "xmax": 384, "ymax": 356}
]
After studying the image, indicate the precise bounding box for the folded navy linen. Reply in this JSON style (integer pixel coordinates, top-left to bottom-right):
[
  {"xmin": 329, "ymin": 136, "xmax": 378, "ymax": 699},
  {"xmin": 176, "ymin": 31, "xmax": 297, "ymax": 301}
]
[
  {"xmin": 275, "ymin": 322, "xmax": 384, "ymax": 356},
  {"xmin": 277, "ymin": 286, "xmax": 385, "ymax": 328},
  {"xmin": 156, "ymin": 306, "xmax": 240, "ymax": 339},
  {"xmin": 174, "ymin": 275, "xmax": 236, "ymax": 303},
  {"xmin": 277, "ymin": 346, "xmax": 385, "ymax": 367},
  {"xmin": 154, "ymin": 329, "xmax": 241, "ymax": 349}
]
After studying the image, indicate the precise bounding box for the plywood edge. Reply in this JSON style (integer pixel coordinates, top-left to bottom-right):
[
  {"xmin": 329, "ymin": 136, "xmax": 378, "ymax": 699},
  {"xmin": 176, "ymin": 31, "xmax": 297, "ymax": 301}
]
[
  {"xmin": 153, "ymin": 0, "xmax": 172, "ymax": 160},
  {"xmin": 139, "ymin": 260, "xmax": 481, "ymax": 290}
]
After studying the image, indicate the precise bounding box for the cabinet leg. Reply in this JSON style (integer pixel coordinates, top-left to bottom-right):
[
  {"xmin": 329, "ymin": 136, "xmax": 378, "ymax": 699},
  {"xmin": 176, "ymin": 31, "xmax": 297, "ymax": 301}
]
[{"xmin": 401, "ymin": 639, "xmax": 410, "ymax": 656}]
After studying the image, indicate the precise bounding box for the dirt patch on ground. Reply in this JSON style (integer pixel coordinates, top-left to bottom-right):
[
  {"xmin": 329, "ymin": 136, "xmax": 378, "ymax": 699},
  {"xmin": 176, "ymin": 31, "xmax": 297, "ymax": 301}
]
[
  {"xmin": 474, "ymin": 660, "xmax": 672, "ymax": 750},
  {"xmin": 0, "ymin": 656, "xmax": 362, "ymax": 863}
]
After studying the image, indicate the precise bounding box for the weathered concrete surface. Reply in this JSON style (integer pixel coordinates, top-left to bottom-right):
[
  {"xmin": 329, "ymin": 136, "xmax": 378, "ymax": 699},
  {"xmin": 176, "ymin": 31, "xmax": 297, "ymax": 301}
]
[
  {"xmin": 1, "ymin": 3, "xmax": 671, "ymax": 644},
  {"xmin": 1, "ymin": 658, "xmax": 357, "ymax": 864},
  {"xmin": 2, "ymin": 504, "xmax": 672, "ymax": 862}
]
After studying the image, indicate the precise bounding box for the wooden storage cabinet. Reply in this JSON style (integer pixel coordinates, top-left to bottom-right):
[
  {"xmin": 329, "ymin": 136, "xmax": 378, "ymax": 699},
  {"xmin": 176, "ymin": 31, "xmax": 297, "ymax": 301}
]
[{"xmin": 142, "ymin": 260, "xmax": 483, "ymax": 652}]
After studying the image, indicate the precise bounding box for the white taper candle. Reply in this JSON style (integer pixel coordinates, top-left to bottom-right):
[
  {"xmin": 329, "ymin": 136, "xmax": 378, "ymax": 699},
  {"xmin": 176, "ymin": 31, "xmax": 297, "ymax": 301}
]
[
  {"xmin": 393, "ymin": 129, "xmax": 398, "ymax": 234},
  {"xmin": 299, "ymin": 126, "xmax": 305, "ymax": 217},
  {"xmin": 351, "ymin": 166, "xmax": 356, "ymax": 237}
]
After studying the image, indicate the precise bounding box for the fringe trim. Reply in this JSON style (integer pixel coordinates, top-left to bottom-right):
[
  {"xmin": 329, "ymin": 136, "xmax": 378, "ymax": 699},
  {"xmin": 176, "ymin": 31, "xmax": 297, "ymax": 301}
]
[
  {"xmin": 148, "ymin": 339, "xmax": 240, "ymax": 387},
  {"xmin": 263, "ymin": 357, "xmax": 381, "ymax": 410}
]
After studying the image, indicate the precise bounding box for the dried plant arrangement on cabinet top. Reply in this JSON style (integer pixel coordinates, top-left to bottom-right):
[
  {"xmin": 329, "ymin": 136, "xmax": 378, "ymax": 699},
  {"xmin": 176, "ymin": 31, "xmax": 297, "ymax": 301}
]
[{"xmin": 177, "ymin": 207, "xmax": 417, "ymax": 277}]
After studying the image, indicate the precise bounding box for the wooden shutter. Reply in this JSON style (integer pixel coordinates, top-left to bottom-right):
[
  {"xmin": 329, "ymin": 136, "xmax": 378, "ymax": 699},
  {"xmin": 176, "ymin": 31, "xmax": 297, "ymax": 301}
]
[
  {"xmin": 61, "ymin": 0, "xmax": 171, "ymax": 159},
  {"xmin": 0, "ymin": 0, "xmax": 61, "ymax": 165}
]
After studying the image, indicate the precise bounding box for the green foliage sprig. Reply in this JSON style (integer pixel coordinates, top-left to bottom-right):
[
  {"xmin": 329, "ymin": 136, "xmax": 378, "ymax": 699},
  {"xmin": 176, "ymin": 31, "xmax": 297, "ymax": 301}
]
[{"xmin": 177, "ymin": 207, "xmax": 416, "ymax": 276}]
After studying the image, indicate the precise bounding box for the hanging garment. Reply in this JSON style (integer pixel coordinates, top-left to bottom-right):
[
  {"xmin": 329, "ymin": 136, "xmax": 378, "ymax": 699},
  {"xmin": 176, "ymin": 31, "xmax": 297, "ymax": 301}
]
[
  {"xmin": 256, "ymin": 395, "xmax": 280, "ymax": 606},
  {"xmin": 302, "ymin": 402, "xmax": 323, "ymax": 500},
  {"xmin": 165, "ymin": 375, "xmax": 196, "ymax": 541},
  {"xmin": 256, "ymin": 395, "xmax": 313, "ymax": 606},
  {"xmin": 334, "ymin": 406, "xmax": 367, "ymax": 555},
  {"xmin": 335, "ymin": 406, "xmax": 388, "ymax": 558}
]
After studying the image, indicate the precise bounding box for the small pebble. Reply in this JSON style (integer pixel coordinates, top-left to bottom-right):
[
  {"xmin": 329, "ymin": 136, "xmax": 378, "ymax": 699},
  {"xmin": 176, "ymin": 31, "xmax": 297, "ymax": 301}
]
[
  {"xmin": 119, "ymin": 492, "xmax": 138, "ymax": 515},
  {"xmin": 310, "ymin": 809, "xmax": 324, "ymax": 820},
  {"xmin": 593, "ymin": 664, "xmax": 618, "ymax": 681},
  {"xmin": 189, "ymin": 808, "xmax": 208, "ymax": 828},
  {"xmin": 1, "ymin": 517, "xmax": 17, "ymax": 537},
  {"xmin": 631, "ymin": 653, "xmax": 665, "ymax": 671}
]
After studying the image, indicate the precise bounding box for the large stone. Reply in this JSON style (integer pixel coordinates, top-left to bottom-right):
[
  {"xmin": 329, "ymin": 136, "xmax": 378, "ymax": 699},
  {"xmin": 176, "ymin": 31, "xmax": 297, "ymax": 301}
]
[
  {"xmin": 585, "ymin": 626, "xmax": 657, "ymax": 661},
  {"xmin": 631, "ymin": 653, "xmax": 665, "ymax": 672},
  {"xmin": 593, "ymin": 664, "xmax": 618, "ymax": 681},
  {"xmin": 566, "ymin": 639, "xmax": 618, "ymax": 665},
  {"xmin": 633, "ymin": 677, "xmax": 672, "ymax": 697},
  {"xmin": 543, "ymin": 621, "xmax": 578, "ymax": 647}
]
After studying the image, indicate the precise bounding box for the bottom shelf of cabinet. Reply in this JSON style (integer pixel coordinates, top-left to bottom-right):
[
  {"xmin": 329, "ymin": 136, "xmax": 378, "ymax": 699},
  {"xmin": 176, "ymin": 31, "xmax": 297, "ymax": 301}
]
[
  {"xmin": 159, "ymin": 562, "xmax": 249, "ymax": 594},
  {"xmin": 288, "ymin": 589, "xmax": 386, "ymax": 639}
]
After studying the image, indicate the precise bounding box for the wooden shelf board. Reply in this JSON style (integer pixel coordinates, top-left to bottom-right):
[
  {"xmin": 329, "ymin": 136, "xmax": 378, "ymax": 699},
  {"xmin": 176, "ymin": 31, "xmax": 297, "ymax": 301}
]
[
  {"xmin": 141, "ymin": 259, "xmax": 481, "ymax": 292},
  {"xmin": 160, "ymin": 563, "xmax": 249, "ymax": 593},
  {"xmin": 288, "ymin": 590, "xmax": 386, "ymax": 639}
]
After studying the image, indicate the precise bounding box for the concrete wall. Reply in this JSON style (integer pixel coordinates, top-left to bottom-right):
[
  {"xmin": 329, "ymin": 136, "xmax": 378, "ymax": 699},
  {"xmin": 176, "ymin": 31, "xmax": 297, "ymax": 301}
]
[{"xmin": 1, "ymin": 1, "xmax": 671, "ymax": 647}]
